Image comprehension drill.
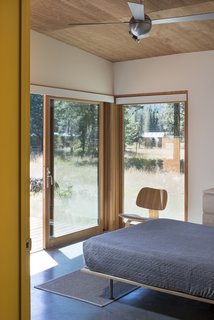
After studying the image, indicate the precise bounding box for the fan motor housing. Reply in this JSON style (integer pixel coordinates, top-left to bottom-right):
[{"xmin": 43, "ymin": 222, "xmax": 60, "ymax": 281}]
[{"xmin": 129, "ymin": 15, "xmax": 152, "ymax": 40}]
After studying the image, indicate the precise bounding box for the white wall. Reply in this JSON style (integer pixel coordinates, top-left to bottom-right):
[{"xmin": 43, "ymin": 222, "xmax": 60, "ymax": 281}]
[
  {"xmin": 114, "ymin": 51, "xmax": 214, "ymax": 223},
  {"xmin": 30, "ymin": 31, "xmax": 113, "ymax": 95}
]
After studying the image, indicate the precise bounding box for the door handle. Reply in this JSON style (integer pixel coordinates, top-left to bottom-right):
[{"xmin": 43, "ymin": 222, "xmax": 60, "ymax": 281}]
[{"xmin": 46, "ymin": 167, "xmax": 53, "ymax": 188}]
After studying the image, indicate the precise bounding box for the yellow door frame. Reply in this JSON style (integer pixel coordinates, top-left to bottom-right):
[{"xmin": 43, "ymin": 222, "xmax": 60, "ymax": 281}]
[
  {"xmin": 20, "ymin": 1, "xmax": 30, "ymax": 319},
  {"xmin": 0, "ymin": 1, "xmax": 30, "ymax": 319}
]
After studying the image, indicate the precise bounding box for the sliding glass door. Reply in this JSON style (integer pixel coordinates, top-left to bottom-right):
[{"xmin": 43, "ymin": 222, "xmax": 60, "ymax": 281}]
[
  {"xmin": 123, "ymin": 102, "xmax": 187, "ymax": 221},
  {"xmin": 44, "ymin": 97, "xmax": 103, "ymax": 248},
  {"xmin": 30, "ymin": 94, "xmax": 44, "ymax": 252}
]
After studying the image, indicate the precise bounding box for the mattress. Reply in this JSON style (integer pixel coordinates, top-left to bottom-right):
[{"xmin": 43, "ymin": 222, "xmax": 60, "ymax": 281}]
[{"xmin": 83, "ymin": 219, "xmax": 214, "ymax": 300}]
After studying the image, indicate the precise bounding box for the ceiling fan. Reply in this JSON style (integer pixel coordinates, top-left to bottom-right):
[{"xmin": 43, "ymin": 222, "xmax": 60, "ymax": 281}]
[{"xmin": 69, "ymin": 1, "xmax": 214, "ymax": 42}]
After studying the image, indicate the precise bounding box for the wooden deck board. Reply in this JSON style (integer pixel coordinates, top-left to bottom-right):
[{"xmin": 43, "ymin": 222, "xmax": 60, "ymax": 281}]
[{"xmin": 30, "ymin": 216, "xmax": 96, "ymax": 252}]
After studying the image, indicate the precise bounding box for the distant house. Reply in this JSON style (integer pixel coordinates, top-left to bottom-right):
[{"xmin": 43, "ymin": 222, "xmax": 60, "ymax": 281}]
[{"xmin": 141, "ymin": 132, "xmax": 165, "ymax": 147}]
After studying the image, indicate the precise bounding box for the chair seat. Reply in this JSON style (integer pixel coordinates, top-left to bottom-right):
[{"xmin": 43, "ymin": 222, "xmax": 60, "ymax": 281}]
[
  {"xmin": 119, "ymin": 213, "xmax": 150, "ymax": 221},
  {"xmin": 119, "ymin": 213, "xmax": 154, "ymax": 227}
]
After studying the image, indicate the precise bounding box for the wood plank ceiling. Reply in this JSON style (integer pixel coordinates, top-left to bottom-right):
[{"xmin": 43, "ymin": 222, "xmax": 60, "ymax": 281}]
[{"xmin": 31, "ymin": 0, "xmax": 214, "ymax": 62}]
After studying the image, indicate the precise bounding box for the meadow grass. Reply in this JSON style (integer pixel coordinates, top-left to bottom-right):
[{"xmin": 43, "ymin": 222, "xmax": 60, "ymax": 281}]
[{"xmin": 30, "ymin": 151, "xmax": 185, "ymax": 237}]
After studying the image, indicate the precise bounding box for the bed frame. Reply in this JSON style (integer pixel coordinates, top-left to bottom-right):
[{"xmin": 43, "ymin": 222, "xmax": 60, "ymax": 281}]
[{"xmin": 82, "ymin": 267, "xmax": 214, "ymax": 305}]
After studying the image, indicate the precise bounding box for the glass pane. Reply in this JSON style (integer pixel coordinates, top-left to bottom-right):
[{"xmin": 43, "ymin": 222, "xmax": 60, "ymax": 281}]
[
  {"xmin": 30, "ymin": 94, "xmax": 43, "ymax": 252},
  {"xmin": 123, "ymin": 102, "xmax": 185, "ymax": 220},
  {"xmin": 51, "ymin": 100, "xmax": 100, "ymax": 237}
]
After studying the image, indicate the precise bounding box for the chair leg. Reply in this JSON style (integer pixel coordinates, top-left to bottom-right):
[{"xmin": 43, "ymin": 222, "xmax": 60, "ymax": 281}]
[{"xmin": 125, "ymin": 219, "xmax": 132, "ymax": 227}]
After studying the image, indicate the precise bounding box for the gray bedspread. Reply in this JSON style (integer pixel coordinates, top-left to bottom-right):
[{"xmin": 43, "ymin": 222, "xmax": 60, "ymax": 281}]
[{"xmin": 83, "ymin": 219, "xmax": 214, "ymax": 300}]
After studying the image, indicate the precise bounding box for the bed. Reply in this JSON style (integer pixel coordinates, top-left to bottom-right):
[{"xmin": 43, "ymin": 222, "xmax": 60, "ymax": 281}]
[{"xmin": 83, "ymin": 219, "xmax": 214, "ymax": 304}]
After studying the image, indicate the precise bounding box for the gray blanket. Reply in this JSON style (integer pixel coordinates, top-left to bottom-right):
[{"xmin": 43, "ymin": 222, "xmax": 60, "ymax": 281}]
[{"xmin": 83, "ymin": 219, "xmax": 214, "ymax": 300}]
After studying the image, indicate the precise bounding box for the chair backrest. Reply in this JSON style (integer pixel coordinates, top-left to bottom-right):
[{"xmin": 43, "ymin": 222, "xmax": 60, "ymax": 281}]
[{"xmin": 136, "ymin": 187, "xmax": 167, "ymax": 211}]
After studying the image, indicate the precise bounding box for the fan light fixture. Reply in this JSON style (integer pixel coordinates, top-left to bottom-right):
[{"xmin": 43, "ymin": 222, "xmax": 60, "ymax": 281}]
[
  {"xmin": 128, "ymin": 2, "xmax": 151, "ymax": 41},
  {"xmin": 129, "ymin": 15, "xmax": 152, "ymax": 41}
]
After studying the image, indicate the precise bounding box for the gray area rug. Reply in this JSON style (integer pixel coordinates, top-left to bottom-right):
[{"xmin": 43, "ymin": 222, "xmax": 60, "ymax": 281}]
[{"xmin": 35, "ymin": 269, "xmax": 138, "ymax": 307}]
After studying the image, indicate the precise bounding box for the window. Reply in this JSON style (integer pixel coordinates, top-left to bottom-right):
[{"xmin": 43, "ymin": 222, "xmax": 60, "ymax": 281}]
[
  {"xmin": 30, "ymin": 89, "xmax": 106, "ymax": 249},
  {"xmin": 122, "ymin": 100, "xmax": 187, "ymax": 221},
  {"xmin": 30, "ymin": 94, "xmax": 43, "ymax": 252},
  {"xmin": 44, "ymin": 98, "xmax": 103, "ymax": 245}
]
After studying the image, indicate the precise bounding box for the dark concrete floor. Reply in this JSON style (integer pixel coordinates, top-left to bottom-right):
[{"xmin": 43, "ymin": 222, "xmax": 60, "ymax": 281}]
[{"xmin": 31, "ymin": 243, "xmax": 214, "ymax": 320}]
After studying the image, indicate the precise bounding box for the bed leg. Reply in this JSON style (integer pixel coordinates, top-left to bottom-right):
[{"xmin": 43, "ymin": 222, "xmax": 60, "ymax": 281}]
[{"xmin": 109, "ymin": 279, "xmax": 114, "ymax": 300}]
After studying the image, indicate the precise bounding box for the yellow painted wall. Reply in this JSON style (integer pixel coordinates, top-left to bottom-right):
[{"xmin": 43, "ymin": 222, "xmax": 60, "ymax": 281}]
[{"xmin": 0, "ymin": 1, "xmax": 30, "ymax": 319}]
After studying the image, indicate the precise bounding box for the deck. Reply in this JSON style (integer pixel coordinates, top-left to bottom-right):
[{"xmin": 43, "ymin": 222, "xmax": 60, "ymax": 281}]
[
  {"xmin": 30, "ymin": 217, "xmax": 43, "ymax": 253},
  {"xmin": 30, "ymin": 217, "xmax": 95, "ymax": 253}
]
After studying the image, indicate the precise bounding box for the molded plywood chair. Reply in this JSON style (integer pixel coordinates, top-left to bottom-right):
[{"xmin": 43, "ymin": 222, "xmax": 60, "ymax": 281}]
[{"xmin": 119, "ymin": 187, "xmax": 168, "ymax": 227}]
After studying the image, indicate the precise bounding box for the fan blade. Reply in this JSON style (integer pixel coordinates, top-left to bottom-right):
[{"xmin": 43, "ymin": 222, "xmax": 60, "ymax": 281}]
[
  {"xmin": 128, "ymin": 2, "xmax": 144, "ymax": 20},
  {"xmin": 153, "ymin": 12, "xmax": 214, "ymax": 25},
  {"xmin": 68, "ymin": 21, "xmax": 129, "ymax": 26}
]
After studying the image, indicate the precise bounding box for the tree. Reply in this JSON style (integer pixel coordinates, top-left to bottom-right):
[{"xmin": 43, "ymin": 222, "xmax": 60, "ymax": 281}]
[
  {"xmin": 54, "ymin": 101, "xmax": 99, "ymax": 157},
  {"xmin": 161, "ymin": 102, "xmax": 184, "ymax": 139},
  {"xmin": 149, "ymin": 108, "xmax": 160, "ymax": 132},
  {"xmin": 173, "ymin": 103, "xmax": 180, "ymax": 138},
  {"xmin": 30, "ymin": 94, "xmax": 43, "ymax": 151},
  {"xmin": 123, "ymin": 107, "xmax": 141, "ymax": 151},
  {"xmin": 74, "ymin": 104, "xmax": 99, "ymax": 157}
]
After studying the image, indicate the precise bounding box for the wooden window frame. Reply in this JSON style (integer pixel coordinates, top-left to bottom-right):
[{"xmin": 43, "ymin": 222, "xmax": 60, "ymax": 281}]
[
  {"xmin": 110, "ymin": 91, "xmax": 188, "ymax": 226},
  {"xmin": 43, "ymin": 95, "xmax": 105, "ymax": 248}
]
